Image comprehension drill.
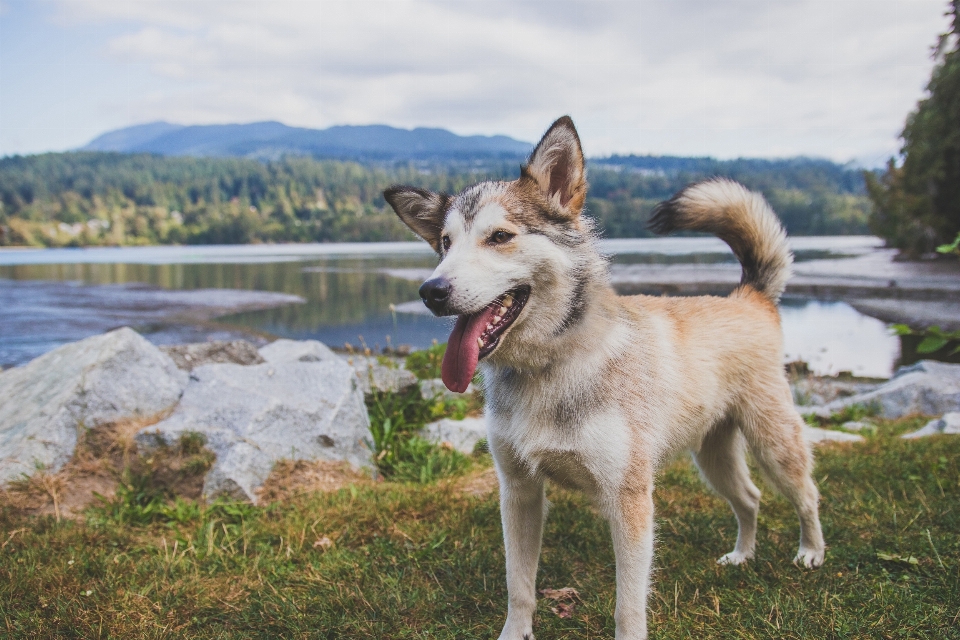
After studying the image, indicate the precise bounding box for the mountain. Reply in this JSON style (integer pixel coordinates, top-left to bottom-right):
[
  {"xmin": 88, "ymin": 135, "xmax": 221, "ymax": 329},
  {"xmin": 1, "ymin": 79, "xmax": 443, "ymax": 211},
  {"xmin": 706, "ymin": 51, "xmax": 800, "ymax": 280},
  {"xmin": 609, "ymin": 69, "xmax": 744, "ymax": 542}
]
[{"xmin": 81, "ymin": 121, "xmax": 533, "ymax": 161}]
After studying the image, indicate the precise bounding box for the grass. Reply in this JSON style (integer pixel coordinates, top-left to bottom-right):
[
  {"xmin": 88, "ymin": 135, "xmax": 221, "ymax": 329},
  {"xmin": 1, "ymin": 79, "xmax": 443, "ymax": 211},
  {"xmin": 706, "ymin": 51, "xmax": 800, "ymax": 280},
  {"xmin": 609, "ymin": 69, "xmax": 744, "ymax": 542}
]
[
  {"xmin": 1, "ymin": 415, "xmax": 959, "ymax": 638},
  {"xmin": 365, "ymin": 384, "xmax": 481, "ymax": 483}
]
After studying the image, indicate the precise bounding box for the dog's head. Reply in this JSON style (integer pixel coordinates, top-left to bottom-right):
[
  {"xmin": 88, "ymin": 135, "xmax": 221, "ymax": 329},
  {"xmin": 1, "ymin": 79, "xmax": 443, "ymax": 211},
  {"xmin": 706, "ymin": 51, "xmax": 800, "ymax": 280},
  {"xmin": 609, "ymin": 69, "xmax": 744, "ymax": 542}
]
[{"xmin": 384, "ymin": 116, "xmax": 598, "ymax": 392}]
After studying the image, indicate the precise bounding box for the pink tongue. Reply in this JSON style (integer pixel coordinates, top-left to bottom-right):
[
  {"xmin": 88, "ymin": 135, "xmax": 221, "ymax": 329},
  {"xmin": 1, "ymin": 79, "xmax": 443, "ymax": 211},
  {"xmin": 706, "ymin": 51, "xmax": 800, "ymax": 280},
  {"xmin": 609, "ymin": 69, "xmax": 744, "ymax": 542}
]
[{"xmin": 441, "ymin": 305, "xmax": 498, "ymax": 393}]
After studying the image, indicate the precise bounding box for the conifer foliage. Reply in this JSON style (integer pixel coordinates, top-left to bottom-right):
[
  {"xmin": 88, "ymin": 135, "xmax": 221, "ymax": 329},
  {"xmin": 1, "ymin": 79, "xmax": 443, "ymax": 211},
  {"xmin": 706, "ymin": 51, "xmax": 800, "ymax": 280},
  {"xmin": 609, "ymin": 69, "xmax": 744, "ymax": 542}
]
[{"xmin": 866, "ymin": 0, "xmax": 960, "ymax": 255}]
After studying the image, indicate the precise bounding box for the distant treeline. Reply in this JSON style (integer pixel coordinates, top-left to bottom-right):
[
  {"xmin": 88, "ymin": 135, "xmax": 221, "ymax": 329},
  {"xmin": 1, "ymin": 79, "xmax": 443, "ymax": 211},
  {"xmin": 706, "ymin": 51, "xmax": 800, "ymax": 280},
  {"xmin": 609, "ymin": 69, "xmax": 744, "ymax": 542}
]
[{"xmin": 0, "ymin": 152, "xmax": 871, "ymax": 247}]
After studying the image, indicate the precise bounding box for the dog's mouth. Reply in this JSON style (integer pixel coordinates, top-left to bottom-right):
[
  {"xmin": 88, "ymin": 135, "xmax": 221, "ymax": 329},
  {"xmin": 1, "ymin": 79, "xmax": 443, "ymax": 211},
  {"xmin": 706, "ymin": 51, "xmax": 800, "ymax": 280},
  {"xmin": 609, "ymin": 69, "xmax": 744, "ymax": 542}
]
[{"xmin": 441, "ymin": 285, "xmax": 530, "ymax": 393}]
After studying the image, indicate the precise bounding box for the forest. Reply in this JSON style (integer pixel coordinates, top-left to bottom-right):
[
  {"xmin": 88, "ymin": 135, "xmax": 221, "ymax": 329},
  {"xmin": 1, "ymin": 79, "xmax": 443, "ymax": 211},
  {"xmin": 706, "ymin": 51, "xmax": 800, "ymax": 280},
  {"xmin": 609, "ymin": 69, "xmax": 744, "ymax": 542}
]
[{"xmin": 0, "ymin": 151, "xmax": 872, "ymax": 247}]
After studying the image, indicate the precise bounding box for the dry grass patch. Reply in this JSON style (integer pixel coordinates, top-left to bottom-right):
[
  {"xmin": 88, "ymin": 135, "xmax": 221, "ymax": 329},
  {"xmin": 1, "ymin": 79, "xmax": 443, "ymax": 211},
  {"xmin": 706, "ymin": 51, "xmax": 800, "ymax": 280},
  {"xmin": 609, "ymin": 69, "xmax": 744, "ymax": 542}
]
[
  {"xmin": 448, "ymin": 464, "xmax": 499, "ymax": 497},
  {"xmin": 0, "ymin": 412, "xmax": 214, "ymax": 521},
  {"xmin": 256, "ymin": 459, "xmax": 371, "ymax": 503}
]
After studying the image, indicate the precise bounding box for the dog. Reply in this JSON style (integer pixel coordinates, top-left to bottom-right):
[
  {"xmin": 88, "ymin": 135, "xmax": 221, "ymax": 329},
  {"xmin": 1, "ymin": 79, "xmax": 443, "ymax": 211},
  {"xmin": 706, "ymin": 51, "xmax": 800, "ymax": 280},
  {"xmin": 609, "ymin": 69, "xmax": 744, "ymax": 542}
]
[{"xmin": 384, "ymin": 116, "xmax": 825, "ymax": 640}]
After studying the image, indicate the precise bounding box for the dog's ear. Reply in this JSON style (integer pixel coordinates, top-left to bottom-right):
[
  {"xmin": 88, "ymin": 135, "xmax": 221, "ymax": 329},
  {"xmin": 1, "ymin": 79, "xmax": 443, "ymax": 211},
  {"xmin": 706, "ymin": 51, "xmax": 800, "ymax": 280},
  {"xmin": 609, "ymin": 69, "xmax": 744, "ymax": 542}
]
[
  {"xmin": 383, "ymin": 186, "xmax": 452, "ymax": 253},
  {"xmin": 522, "ymin": 116, "xmax": 587, "ymax": 218}
]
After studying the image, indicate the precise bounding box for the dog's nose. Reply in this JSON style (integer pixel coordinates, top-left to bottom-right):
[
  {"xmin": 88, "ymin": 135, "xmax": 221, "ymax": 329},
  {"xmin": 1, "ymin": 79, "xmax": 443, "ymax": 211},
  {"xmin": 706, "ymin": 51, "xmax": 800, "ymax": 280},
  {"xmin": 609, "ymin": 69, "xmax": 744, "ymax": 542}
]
[{"xmin": 420, "ymin": 277, "xmax": 452, "ymax": 315}]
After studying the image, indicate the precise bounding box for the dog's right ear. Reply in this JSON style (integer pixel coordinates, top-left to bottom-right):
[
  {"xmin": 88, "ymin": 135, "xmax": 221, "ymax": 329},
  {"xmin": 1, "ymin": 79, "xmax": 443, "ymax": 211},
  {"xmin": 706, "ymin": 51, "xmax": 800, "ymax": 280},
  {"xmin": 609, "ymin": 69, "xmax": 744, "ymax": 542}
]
[
  {"xmin": 383, "ymin": 186, "xmax": 451, "ymax": 253},
  {"xmin": 522, "ymin": 116, "xmax": 587, "ymax": 218}
]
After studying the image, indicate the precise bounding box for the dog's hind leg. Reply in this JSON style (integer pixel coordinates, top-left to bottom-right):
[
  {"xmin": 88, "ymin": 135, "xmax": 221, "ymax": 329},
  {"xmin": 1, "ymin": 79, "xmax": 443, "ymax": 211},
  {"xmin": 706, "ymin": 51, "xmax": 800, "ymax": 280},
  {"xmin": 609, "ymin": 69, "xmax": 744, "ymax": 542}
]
[
  {"xmin": 740, "ymin": 397, "xmax": 825, "ymax": 568},
  {"xmin": 693, "ymin": 420, "xmax": 762, "ymax": 565}
]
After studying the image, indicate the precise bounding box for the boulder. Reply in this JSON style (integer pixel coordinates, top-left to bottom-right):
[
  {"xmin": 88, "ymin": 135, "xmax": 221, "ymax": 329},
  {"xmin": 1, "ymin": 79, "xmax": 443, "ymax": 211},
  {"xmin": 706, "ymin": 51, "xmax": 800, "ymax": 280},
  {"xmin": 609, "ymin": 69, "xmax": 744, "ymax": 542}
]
[
  {"xmin": 345, "ymin": 355, "xmax": 418, "ymax": 396},
  {"xmin": 902, "ymin": 412, "xmax": 960, "ymax": 439},
  {"xmin": 258, "ymin": 340, "xmax": 416, "ymax": 396},
  {"xmin": 419, "ymin": 416, "xmax": 487, "ymax": 454},
  {"xmin": 137, "ymin": 359, "xmax": 370, "ymax": 502},
  {"xmin": 258, "ymin": 339, "xmax": 339, "ymax": 364},
  {"xmin": 802, "ymin": 426, "xmax": 865, "ymax": 445},
  {"xmin": 161, "ymin": 340, "xmax": 265, "ymax": 371},
  {"xmin": 815, "ymin": 361, "xmax": 960, "ymax": 419},
  {"xmin": 420, "ymin": 378, "xmax": 478, "ymax": 401},
  {"xmin": 0, "ymin": 328, "xmax": 187, "ymax": 484}
]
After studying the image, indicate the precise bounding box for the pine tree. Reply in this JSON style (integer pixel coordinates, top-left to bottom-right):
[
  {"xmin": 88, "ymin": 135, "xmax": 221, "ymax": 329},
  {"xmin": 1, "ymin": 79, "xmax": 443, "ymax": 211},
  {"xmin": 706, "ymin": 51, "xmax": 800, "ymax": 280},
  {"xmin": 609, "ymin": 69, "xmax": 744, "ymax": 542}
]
[{"xmin": 866, "ymin": 0, "xmax": 960, "ymax": 255}]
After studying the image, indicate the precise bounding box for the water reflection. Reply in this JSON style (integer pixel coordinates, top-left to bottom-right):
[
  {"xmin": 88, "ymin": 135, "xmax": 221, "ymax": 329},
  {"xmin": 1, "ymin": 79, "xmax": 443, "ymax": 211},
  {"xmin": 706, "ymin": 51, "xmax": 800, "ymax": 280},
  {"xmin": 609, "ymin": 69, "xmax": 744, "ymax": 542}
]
[
  {"xmin": 0, "ymin": 237, "xmax": 902, "ymax": 377},
  {"xmin": 780, "ymin": 299, "xmax": 900, "ymax": 378}
]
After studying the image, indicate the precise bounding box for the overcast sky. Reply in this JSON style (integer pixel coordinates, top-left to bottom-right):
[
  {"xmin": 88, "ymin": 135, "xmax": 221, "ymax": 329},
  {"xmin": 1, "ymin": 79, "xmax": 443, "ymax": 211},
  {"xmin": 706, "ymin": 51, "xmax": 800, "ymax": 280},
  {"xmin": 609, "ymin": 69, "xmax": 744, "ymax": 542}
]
[{"xmin": 0, "ymin": 0, "xmax": 951, "ymax": 164}]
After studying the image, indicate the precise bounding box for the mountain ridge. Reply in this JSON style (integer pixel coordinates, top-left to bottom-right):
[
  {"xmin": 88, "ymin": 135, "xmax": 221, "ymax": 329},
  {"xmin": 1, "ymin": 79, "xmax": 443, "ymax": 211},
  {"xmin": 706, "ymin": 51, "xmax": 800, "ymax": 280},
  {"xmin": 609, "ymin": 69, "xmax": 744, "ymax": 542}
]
[{"xmin": 82, "ymin": 121, "xmax": 534, "ymax": 161}]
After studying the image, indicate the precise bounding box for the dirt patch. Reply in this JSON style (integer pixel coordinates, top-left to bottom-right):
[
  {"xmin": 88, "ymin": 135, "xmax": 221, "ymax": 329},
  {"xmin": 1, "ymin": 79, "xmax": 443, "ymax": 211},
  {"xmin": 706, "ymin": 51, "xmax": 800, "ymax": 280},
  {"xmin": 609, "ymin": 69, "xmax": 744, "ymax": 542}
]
[
  {"xmin": 256, "ymin": 459, "xmax": 371, "ymax": 503},
  {"xmin": 0, "ymin": 413, "xmax": 214, "ymax": 520},
  {"xmin": 449, "ymin": 466, "xmax": 499, "ymax": 497}
]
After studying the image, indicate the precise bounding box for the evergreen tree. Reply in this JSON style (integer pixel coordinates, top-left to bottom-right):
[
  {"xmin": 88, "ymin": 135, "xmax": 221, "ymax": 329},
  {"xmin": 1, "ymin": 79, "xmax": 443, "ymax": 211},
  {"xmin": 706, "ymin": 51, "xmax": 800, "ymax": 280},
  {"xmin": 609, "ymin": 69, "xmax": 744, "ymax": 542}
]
[{"xmin": 866, "ymin": 0, "xmax": 960, "ymax": 255}]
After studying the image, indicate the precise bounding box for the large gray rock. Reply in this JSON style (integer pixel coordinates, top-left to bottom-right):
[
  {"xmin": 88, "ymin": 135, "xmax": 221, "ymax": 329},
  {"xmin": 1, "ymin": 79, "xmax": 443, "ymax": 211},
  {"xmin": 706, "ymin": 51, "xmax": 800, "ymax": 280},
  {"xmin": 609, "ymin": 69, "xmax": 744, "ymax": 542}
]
[
  {"xmin": 902, "ymin": 412, "xmax": 960, "ymax": 439},
  {"xmin": 0, "ymin": 328, "xmax": 187, "ymax": 484},
  {"xmin": 419, "ymin": 416, "xmax": 487, "ymax": 454},
  {"xmin": 818, "ymin": 361, "xmax": 960, "ymax": 419},
  {"xmin": 258, "ymin": 339, "xmax": 339, "ymax": 364},
  {"xmin": 137, "ymin": 359, "xmax": 370, "ymax": 502},
  {"xmin": 344, "ymin": 355, "xmax": 418, "ymax": 396}
]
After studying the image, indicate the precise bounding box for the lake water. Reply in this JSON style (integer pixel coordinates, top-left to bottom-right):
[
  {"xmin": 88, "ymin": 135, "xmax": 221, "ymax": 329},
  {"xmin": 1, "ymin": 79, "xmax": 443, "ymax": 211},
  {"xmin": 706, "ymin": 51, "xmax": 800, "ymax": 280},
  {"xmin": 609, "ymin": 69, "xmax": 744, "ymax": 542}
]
[{"xmin": 0, "ymin": 237, "xmax": 902, "ymax": 378}]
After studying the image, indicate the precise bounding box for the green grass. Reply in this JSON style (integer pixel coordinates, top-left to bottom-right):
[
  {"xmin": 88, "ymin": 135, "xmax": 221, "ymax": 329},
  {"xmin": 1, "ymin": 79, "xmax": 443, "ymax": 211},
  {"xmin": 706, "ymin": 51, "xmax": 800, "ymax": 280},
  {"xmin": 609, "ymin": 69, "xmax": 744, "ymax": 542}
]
[
  {"xmin": 365, "ymin": 385, "xmax": 480, "ymax": 483},
  {"xmin": 1, "ymin": 417, "xmax": 958, "ymax": 638}
]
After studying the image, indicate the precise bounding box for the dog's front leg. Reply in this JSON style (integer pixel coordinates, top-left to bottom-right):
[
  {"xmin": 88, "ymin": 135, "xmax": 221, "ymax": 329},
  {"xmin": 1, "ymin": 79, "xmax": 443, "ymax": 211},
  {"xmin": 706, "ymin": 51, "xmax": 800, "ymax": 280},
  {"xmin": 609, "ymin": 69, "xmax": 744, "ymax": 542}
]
[
  {"xmin": 495, "ymin": 465, "xmax": 546, "ymax": 640},
  {"xmin": 608, "ymin": 480, "xmax": 655, "ymax": 640}
]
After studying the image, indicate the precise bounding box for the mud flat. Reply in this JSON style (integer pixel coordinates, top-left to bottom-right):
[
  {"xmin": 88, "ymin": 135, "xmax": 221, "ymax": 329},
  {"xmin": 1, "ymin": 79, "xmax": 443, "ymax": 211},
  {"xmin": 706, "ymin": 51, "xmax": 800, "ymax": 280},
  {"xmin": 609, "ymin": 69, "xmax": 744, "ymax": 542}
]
[
  {"xmin": 0, "ymin": 280, "xmax": 304, "ymax": 368},
  {"xmin": 610, "ymin": 248, "xmax": 960, "ymax": 330}
]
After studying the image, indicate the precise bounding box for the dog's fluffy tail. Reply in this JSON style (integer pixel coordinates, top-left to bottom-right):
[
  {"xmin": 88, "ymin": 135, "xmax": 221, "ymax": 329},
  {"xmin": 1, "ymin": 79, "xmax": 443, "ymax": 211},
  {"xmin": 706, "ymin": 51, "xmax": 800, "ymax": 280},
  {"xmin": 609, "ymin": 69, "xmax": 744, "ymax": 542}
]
[{"xmin": 648, "ymin": 179, "xmax": 793, "ymax": 303}]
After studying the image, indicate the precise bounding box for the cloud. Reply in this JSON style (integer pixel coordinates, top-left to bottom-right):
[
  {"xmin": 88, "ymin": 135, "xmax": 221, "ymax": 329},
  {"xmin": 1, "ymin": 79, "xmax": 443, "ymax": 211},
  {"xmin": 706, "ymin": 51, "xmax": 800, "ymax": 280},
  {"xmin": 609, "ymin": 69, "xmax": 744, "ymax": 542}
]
[{"xmin": 50, "ymin": 0, "xmax": 952, "ymax": 160}]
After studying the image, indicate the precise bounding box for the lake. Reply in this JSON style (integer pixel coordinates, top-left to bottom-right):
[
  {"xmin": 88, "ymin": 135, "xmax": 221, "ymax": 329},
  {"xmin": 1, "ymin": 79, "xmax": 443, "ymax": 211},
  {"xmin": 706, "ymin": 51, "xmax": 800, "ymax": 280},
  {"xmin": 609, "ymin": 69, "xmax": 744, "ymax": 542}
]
[{"xmin": 0, "ymin": 237, "xmax": 902, "ymax": 378}]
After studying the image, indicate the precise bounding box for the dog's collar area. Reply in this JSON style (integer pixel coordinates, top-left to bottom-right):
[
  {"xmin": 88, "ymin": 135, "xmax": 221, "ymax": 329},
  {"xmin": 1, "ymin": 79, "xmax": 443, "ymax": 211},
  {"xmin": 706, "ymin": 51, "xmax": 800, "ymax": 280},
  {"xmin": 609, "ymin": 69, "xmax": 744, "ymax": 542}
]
[{"xmin": 477, "ymin": 285, "xmax": 530, "ymax": 360}]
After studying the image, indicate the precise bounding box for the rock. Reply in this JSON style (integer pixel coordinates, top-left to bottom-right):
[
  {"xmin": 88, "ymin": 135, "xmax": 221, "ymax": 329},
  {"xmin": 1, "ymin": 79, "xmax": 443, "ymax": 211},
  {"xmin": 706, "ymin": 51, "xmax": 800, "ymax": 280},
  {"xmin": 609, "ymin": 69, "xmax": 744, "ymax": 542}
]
[
  {"xmin": 258, "ymin": 339, "xmax": 339, "ymax": 364},
  {"xmin": 420, "ymin": 378, "xmax": 478, "ymax": 401},
  {"xmin": 802, "ymin": 426, "xmax": 865, "ymax": 445},
  {"xmin": 840, "ymin": 420, "xmax": 875, "ymax": 432},
  {"xmin": 137, "ymin": 359, "xmax": 370, "ymax": 502},
  {"xmin": 419, "ymin": 417, "xmax": 487, "ymax": 454},
  {"xmin": 346, "ymin": 356, "xmax": 418, "ymax": 396},
  {"xmin": 818, "ymin": 361, "xmax": 960, "ymax": 419},
  {"xmin": 902, "ymin": 412, "xmax": 960, "ymax": 439},
  {"xmin": 0, "ymin": 328, "xmax": 187, "ymax": 484},
  {"xmin": 791, "ymin": 376, "xmax": 882, "ymax": 408},
  {"xmin": 259, "ymin": 340, "xmax": 415, "ymax": 396},
  {"xmin": 161, "ymin": 340, "xmax": 265, "ymax": 371}
]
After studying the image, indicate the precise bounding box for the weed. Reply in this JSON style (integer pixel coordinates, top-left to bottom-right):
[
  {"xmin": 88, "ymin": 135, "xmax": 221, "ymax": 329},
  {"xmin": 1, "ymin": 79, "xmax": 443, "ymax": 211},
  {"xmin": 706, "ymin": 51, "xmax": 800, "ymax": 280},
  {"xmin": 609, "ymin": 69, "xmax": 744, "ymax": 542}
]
[
  {"xmin": 893, "ymin": 323, "xmax": 960, "ymax": 356},
  {"xmin": 365, "ymin": 386, "xmax": 473, "ymax": 482},
  {"xmin": 406, "ymin": 340, "xmax": 446, "ymax": 380},
  {"xmin": 88, "ymin": 432, "xmax": 215, "ymax": 525},
  {"xmin": 828, "ymin": 402, "xmax": 879, "ymax": 425}
]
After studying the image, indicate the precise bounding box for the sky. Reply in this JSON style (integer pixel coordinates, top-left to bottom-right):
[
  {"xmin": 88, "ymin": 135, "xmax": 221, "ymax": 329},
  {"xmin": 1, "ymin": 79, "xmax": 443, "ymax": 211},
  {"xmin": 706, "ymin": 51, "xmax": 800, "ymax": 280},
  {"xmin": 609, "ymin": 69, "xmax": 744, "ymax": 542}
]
[{"xmin": 0, "ymin": 0, "xmax": 952, "ymax": 164}]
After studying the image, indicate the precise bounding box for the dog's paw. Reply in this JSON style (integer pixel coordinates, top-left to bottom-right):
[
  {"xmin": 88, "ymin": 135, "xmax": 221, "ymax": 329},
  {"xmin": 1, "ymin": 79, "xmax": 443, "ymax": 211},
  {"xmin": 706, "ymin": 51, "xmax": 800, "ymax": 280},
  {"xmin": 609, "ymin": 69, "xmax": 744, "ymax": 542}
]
[
  {"xmin": 717, "ymin": 551, "xmax": 753, "ymax": 566},
  {"xmin": 794, "ymin": 547, "xmax": 825, "ymax": 569}
]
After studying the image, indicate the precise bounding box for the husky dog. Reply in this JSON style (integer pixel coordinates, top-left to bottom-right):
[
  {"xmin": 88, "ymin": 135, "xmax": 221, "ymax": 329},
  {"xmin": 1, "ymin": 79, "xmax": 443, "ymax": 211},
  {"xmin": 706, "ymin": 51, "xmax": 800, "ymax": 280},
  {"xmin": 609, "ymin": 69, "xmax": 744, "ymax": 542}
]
[{"xmin": 384, "ymin": 117, "xmax": 824, "ymax": 640}]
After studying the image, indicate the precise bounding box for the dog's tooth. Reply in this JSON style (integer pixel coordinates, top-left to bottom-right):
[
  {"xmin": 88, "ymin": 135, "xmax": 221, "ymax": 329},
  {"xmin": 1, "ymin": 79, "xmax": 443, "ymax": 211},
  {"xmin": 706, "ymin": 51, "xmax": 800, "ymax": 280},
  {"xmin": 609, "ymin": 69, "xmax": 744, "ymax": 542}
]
[
  {"xmin": 503, "ymin": 295, "xmax": 513, "ymax": 308},
  {"xmin": 487, "ymin": 323, "xmax": 493, "ymax": 331},
  {"xmin": 477, "ymin": 337, "xmax": 484, "ymax": 348},
  {"xmin": 493, "ymin": 315, "xmax": 502, "ymax": 324},
  {"xmin": 499, "ymin": 305, "xmax": 507, "ymax": 315}
]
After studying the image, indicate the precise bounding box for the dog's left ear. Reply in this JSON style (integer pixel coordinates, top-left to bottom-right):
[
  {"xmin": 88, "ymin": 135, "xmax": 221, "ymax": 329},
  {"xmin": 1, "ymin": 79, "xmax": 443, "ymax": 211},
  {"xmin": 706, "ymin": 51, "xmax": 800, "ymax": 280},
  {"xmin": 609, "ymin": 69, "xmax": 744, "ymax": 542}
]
[
  {"xmin": 523, "ymin": 116, "xmax": 587, "ymax": 218},
  {"xmin": 383, "ymin": 186, "xmax": 451, "ymax": 253}
]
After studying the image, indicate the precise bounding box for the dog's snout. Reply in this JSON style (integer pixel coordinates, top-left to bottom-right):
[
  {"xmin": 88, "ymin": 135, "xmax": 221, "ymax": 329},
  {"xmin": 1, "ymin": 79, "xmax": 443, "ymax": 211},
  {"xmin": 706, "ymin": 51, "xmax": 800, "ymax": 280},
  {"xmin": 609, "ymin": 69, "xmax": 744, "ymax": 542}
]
[{"xmin": 420, "ymin": 277, "xmax": 452, "ymax": 315}]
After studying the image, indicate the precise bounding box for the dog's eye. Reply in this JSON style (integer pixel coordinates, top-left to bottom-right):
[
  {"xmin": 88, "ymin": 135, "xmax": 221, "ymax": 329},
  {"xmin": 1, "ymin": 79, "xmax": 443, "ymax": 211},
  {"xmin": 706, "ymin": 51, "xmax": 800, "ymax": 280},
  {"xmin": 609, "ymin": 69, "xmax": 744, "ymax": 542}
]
[
  {"xmin": 488, "ymin": 230, "xmax": 514, "ymax": 245},
  {"xmin": 442, "ymin": 236, "xmax": 451, "ymax": 251}
]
